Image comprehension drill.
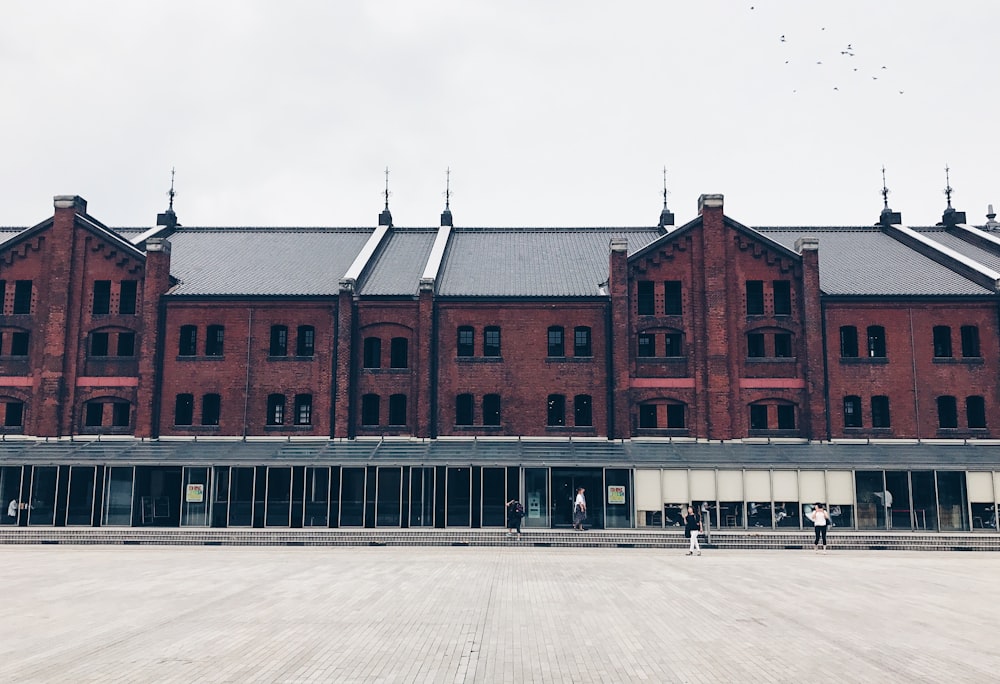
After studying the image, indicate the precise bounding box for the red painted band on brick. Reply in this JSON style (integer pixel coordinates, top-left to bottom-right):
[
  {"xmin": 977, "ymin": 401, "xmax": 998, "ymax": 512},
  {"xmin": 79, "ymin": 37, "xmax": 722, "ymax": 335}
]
[
  {"xmin": 631, "ymin": 378, "xmax": 696, "ymax": 388},
  {"xmin": 76, "ymin": 377, "xmax": 139, "ymax": 387},
  {"xmin": 739, "ymin": 378, "xmax": 806, "ymax": 389}
]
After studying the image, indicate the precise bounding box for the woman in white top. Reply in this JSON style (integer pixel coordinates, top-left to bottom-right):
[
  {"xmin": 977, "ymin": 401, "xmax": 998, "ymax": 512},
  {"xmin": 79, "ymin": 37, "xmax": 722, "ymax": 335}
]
[
  {"xmin": 572, "ymin": 488, "xmax": 587, "ymax": 530},
  {"xmin": 809, "ymin": 502, "xmax": 830, "ymax": 552}
]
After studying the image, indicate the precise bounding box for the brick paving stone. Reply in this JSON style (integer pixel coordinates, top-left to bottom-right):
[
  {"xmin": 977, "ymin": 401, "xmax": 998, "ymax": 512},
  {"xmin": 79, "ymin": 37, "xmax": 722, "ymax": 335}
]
[{"xmin": 0, "ymin": 546, "xmax": 999, "ymax": 683}]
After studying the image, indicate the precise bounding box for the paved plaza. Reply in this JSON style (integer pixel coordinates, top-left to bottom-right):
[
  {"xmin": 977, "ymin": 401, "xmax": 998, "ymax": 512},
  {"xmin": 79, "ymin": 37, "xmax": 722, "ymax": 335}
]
[{"xmin": 1, "ymin": 544, "xmax": 998, "ymax": 683}]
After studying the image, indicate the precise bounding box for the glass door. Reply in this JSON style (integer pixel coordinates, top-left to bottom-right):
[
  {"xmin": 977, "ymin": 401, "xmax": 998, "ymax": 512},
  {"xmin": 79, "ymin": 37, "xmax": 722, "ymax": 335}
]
[
  {"xmin": 409, "ymin": 467, "xmax": 434, "ymax": 527},
  {"xmin": 481, "ymin": 467, "xmax": 506, "ymax": 527},
  {"xmin": 604, "ymin": 468, "xmax": 632, "ymax": 529},
  {"xmin": 303, "ymin": 467, "xmax": 330, "ymax": 527},
  {"xmin": 102, "ymin": 467, "xmax": 134, "ymax": 525},
  {"xmin": 340, "ymin": 467, "xmax": 365, "ymax": 526},
  {"xmin": 446, "ymin": 467, "xmax": 471, "ymax": 527},
  {"xmin": 228, "ymin": 467, "xmax": 255, "ymax": 527},
  {"xmin": 65, "ymin": 466, "xmax": 97, "ymax": 526},
  {"xmin": 523, "ymin": 467, "xmax": 548, "ymax": 528},
  {"xmin": 551, "ymin": 467, "xmax": 604, "ymax": 529},
  {"xmin": 181, "ymin": 467, "xmax": 211, "ymax": 527},
  {"xmin": 375, "ymin": 467, "xmax": 402, "ymax": 527}
]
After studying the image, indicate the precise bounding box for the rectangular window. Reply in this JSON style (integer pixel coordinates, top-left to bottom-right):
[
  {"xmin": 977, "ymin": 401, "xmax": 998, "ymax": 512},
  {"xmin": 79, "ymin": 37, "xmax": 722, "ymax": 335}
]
[
  {"xmin": 773, "ymin": 333, "xmax": 792, "ymax": 358},
  {"xmin": 961, "ymin": 325, "xmax": 980, "ymax": 358},
  {"xmin": 363, "ymin": 337, "xmax": 381, "ymax": 368},
  {"xmin": 205, "ymin": 325, "xmax": 224, "ymax": 356},
  {"xmin": 749, "ymin": 405, "xmax": 768, "ymax": 430},
  {"xmin": 747, "ymin": 333, "xmax": 766, "ymax": 358},
  {"xmin": 937, "ymin": 396, "xmax": 958, "ymax": 429},
  {"xmin": 871, "ymin": 396, "xmax": 891, "ymax": 428},
  {"xmin": 574, "ymin": 395, "xmax": 592, "ymax": 427},
  {"xmin": 112, "ymin": 402, "xmax": 130, "ymax": 427},
  {"xmin": 483, "ymin": 394, "xmax": 501, "ymax": 426},
  {"xmin": 457, "ymin": 327, "xmax": 474, "ymax": 357},
  {"xmin": 174, "ymin": 394, "xmax": 194, "ymax": 426},
  {"xmin": 772, "ymin": 280, "xmax": 791, "ymax": 315},
  {"xmin": 119, "ymin": 281, "xmax": 138, "ymax": 315},
  {"xmin": 933, "ymin": 326, "xmax": 952, "ymax": 358},
  {"xmin": 10, "ymin": 332, "xmax": 29, "ymax": 356},
  {"xmin": 746, "ymin": 281, "xmax": 764, "ymax": 315},
  {"xmin": 91, "ymin": 332, "xmax": 109, "ymax": 357},
  {"xmin": 546, "ymin": 394, "xmax": 565, "ymax": 426},
  {"xmin": 664, "ymin": 333, "xmax": 682, "ymax": 357},
  {"xmin": 843, "ymin": 396, "xmax": 862, "ymax": 428},
  {"xmin": 388, "ymin": 394, "xmax": 406, "ymax": 426},
  {"xmin": 840, "ymin": 326, "xmax": 859, "ymax": 358},
  {"xmin": 777, "ymin": 405, "xmax": 796, "ymax": 430},
  {"xmin": 179, "ymin": 326, "xmax": 197, "ymax": 356},
  {"xmin": 295, "ymin": 394, "xmax": 313, "ymax": 425},
  {"xmin": 637, "ymin": 333, "xmax": 656, "ymax": 358},
  {"xmin": 637, "ymin": 281, "xmax": 654, "ymax": 315},
  {"xmin": 867, "ymin": 326, "xmax": 886, "ymax": 358},
  {"xmin": 116, "ymin": 332, "xmax": 135, "ymax": 356},
  {"xmin": 296, "ymin": 326, "xmax": 315, "ymax": 357},
  {"xmin": 270, "ymin": 326, "xmax": 288, "ymax": 356},
  {"xmin": 547, "ymin": 327, "xmax": 564, "ymax": 357},
  {"xmin": 13, "ymin": 280, "xmax": 32, "ymax": 314},
  {"xmin": 390, "ymin": 337, "xmax": 409, "ymax": 367},
  {"xmin": 0, "ymin": 280, "xmax": 5, "ymax": 313},
  {"xmin": 967, "ymin": 396, "xmax": 986, "ymax": 429},
  {"xmin": 92, "ymin": 281, "xmax": 111, "ymax": 315},
  {"xmin": 361, "ymin": 394, "xmax": 380, "ymax": 426},
  {"xmin": 4, "ymin": 401, "xmax": 23, "ymax": 427},
  {"xmin": 268, "ymin": 394, "xmax": 286, "ymax": 426},
  {"xmin": 573, "ymin": 327, "xmax": 591, "ymax": 357},
  {"xmin": 483, "ymin": 327, "xmax": 501, "ymax": 357},
  {"xmin": 455, "ymin": 394, "xmax": 474, "ymax": 426},
  {"xmin": 85, "ymin": 402, "xmax": 104, "ymax": 427},
  {"xmin": 639, "ymin": 405, "xmax": 657, "ymax": 428},
  {"xmin": 202, "ymin": 394, "xmax": 221, "ymax": 426},
  {"xmin": 664, "ymin": 281, "xmax": 682, "ymax": 315},
  {"xmin": 666, "ymin": 404, "xmax": 685, "ymax": 428}
]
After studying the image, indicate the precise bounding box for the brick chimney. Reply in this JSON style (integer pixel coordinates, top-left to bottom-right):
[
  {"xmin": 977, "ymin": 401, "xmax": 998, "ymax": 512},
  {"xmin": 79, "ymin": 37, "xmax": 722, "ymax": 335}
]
[{"xmin": 134, "ymin": 238, "xmax": 172, "ymax": 437}]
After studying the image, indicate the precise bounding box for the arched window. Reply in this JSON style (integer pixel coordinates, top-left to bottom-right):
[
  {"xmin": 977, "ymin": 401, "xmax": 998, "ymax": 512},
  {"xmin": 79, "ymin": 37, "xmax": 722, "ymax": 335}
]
[
  {"xmin": 270, "ymin": 325, "xmax": 288, "ymax": 356},
  {"xmin": 388, "ymin": 394, "xmax": 407, "ymax": 426},
  {"xmin": 866, "ymin": 326, "xmax": 886, "ymax": 358},
  {"xmin": 933, "ymin": 326, "xmax": 952, "ymax": 358},
  {"xmin": 574, "ymin": 327, "xmax": 592, "ymax": 357},
  {"xmin": 361, "ymin": 394, "xmax": 380, "ymax": 426},
  {"xmin": 483, "ymin": 327, "xmax": 501, "ymax": 357},
  {"xmin": 296, "ymin": 326, "xmax": 315, "ymax": 357},
  {"xmin": 967, "ymin": 396, "xmax": 986, "ymax": 429},
  {"xmin": 363, "ymin": 337, "xmax": 381, "ymax": 368},
  {"xmin": 937, "ymin": 396, "xmax": 957, "ymax": 429},
  {"xmin": 174, "ymin": 394, "xmax": 194, "ymax": 426},
  {"xmin": 455, "ymin": 394, "xmax": 473, "ymax": 426},
  {"xmin": 457, "ymin": 326, "xmax": 474, "ymax": 357},
  {"xmin": 295, "ymin": 394, "xmax": 313, "ymax": 425},
  {"xmin": 871, "ymin": 396, "xmax": 891, "ymax": 428},
  {"xmin": 267, "ymin": 394, "xmax": 286, "ymax": 426},
  {"xmin": 201, "ymin": 393, "xmax": 221, "ymax": 426},
  {"xmin": 205, "ymin": 325, "xmax": 224, "ymax": 356},
  {"xmin": 390, "ymin": 337, "xmax": 409, "ymax": 368},
  {"xmin": 547, "ymin": 394, "xmax": 566, "ymax": 426},
  {"xmin": 574, "ymin": 395, "xmax": 592, "ymax": 427},
  {"xmin": 843, "ymin": 396, "xmax": 862, "ymax": 428},
  {"xmin": 547, "ymin": 327, "xmax": 565, "ymax": 357},
  {"xmin": 179, "ymin": 325, "xmax": 197, "ymax": 356},
  {"xmin": 840, "ymin": 326, "xmax": 858, "ymax": 358}
]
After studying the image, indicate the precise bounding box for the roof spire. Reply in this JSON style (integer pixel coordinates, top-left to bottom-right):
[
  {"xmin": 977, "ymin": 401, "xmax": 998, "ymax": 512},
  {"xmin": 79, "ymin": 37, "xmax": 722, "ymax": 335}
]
[
  {"xmin": 878, "ymin": 166, "xmax": 901, "ymax": 226},
  {"xmin": 440, "ymin": 167, "xmax": 453, "ymax": 227},
  {"xmin": 156, "ymin": 167, "xmax": 179, "ymax": 229},
  {"xmin": 939, "ymin": 165, "xmax": 966, "ymax": 226},
  {"xmin": 378, "ymin": 166, "xmax": 393, "ymax": 227},
  {"xmin": 657, "ymin": 166, "xmax": 674, "ymax": 228},
  {"xmin": 943, "ymin": 165, "xmax": 953, "ymax": 209}
]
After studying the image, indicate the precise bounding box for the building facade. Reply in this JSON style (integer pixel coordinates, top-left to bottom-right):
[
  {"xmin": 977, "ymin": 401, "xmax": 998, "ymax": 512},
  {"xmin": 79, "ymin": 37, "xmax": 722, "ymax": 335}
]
[{"xmin": 2, "ymin": 193, "xmax": 1000, "ymax": 532}]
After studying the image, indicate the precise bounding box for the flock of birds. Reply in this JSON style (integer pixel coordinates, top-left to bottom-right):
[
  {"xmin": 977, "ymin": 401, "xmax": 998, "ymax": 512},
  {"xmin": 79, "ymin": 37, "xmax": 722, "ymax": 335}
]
[{"xmin": 750, "ymin": 5, "xmax": 905, "ymax": 96}]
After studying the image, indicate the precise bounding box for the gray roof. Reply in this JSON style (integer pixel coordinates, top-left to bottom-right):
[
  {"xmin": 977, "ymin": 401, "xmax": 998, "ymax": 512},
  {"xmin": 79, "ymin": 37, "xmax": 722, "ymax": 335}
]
[
  {"xmin": 757, "ymin": 227, "xmax": 994, "ymax": 296},
  {"xmin": 436, "ymin": 228, "xmax": 663, "ymax": 297},
  {"xmin": 2, "ymin": 438, "xmax": 1000, "ymax": 469},
  {"xmin": 165, "ymin": 228, "xmax": 373, "ymax": 296},
  {"xmin": 913, "ymin": 227, "xmax": 1000, "ymax": 274},
  {"xmin": 357, "ymin": 228, "xmax": 438, "ymax": 296}
]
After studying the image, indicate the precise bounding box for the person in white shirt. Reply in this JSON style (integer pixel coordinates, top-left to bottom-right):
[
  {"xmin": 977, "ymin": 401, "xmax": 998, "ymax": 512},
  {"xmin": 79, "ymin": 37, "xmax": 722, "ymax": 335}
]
[
  {"xmin": 6, "ymin": 499, "xmax": 17, "ymax": 521},
  {"xmin": 809, "ymin": 502, "xmax": 830, "ymax": 552},
  {"xmin": 572, "ymin": 488, "xmax": 587, "ymax": 530}
]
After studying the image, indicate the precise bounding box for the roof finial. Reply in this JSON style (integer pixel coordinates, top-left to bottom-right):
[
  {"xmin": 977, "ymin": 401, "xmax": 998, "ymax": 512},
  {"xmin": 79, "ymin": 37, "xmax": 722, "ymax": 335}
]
[
  {"xmin": 943, "ymin": 165, "xmax": 953, "ymax": 209},
  {"xmin": 167, "ymin": 167, "xmax": 176, "ymax": 212},
  {"xmin": 657, "ymin": 166, "xmax": 675, "ymax": 228},
  {"xmin": 881, "ymin": 165, "xmax": 890, "ymax": 211},
  {"xmin": 440, "ymin": 167, "xmax": 454, "ymax": 227},
  {"xmin": 378, "ymin": 166, "xmax": 393, "ymax": 227}
]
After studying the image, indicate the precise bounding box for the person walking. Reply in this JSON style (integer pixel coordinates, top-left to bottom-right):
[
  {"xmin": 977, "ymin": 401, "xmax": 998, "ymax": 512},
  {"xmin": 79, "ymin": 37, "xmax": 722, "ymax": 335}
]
[
  {"xmin": 506, "ymin": 499, "xmax": 524, "ymax": 540},
  {"xmin": 810, "ymin": 502, "xmax": 830, "ymax": 552},
  {"xmin": 572, "ymin": 487, "xmax": 587, "ymax": 530},
  {"xmin": 684, "ymin": 505, "xmax": 702, "ymax": 555}
]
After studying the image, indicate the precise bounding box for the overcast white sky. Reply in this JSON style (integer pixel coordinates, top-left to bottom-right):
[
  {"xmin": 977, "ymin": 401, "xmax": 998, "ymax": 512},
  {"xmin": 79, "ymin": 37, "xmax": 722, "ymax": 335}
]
[{"xmin": 2, "ymin": 1, "xmax": 997, "ymax": 229}]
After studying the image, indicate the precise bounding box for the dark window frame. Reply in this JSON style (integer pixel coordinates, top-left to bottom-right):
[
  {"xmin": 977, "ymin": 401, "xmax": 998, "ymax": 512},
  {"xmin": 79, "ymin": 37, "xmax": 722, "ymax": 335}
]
[
  {"xmin": 270, "ymin": 325, "xmax": 289, "ymax": 357},
  {"xmin": 92, "ymin": 280, "xmax": 112, "ymax": 315},
  {"xmin": 772, "ymin": 280, "xmax": 792, "ymax": 315},
  {"xmin": 637, "ymin": 281, "xmax": 655, "ymax": 315},
  {"xmin": 483, "ymin": 327, "xmax": 501, "ymax": 357},
  {"xmin": 663, "ymin": 281, "xmax": 683, "ymax": 315},
  {"xmin": 174, "ymin": 394, "xmax": 194, "ymax": 426},
  {"xmin": 457, "ymin": 326, "xmax": 474, "ymax": 357},
  {"xmin": 363, "ymin": 337, "xmax": 382, "ymax": 368},
  {"xmin": 547, "ymin": 327, "xmax": 565, "ymax": 358},
  {"xmin": 746, "ymin": 281, "xmax": 764, "ymax": 315},
  {"xmin": 546, "ymin": 394, "xmax": 566, "ymax": 427},
  {"xmin": 573, "ymin": 326, "xmax": 592, "ymax": 357}
]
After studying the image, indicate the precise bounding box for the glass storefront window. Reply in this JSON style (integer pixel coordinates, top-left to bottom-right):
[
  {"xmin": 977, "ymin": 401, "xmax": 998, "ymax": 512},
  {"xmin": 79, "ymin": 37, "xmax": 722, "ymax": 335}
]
[
  {"xmin": 936, "ymin": 471, "xmax": 967, "ymax": 531},
  {"xmin": 304, "ymin": 467, "xmax": 330, "ymax": 527},
  {"xmin": 228, "ymin": 466, "xmax": 255, "ymax": 527},
  {"xmin": 376, "ymin": 467, "xmax": 402, "ymax": 527},
  {"xmin": 884, "ymin": 471, "xmax": 911, "ymax": 530},
  {"xmin": 265, "ymin": 467, "xmax": 292, "ymax": 527},
  {"xmin": 910, "ymin": 471, "xmax": 938, "ymax": 531},
  {"xmin": 523, "ymin": 468, "xmax": 549, "ymax": 528},
  {"xmin": 446, "ymin": 467, "xmax": 471, "ymax": 527},
  {"xmin": 66, "ymin": 466, "xmax": 96, "ymax": 526},
  {"xmin": 855, "ymin": 470, "xmax": 886, "ymax": 530},
  {"xmin": 481, "ymin": 467, "xmax": 506, "ymax": 527},
  {"xmin": 340, "ymin": 467, "xmax": 365, "ymax": 526},
  {"xmin": 28, "ymin": 466, "xmax": 57, "ymax": 526},
  {"xmin": 102, "ymin": 467, "xmax": 134, "ymax": 526}
]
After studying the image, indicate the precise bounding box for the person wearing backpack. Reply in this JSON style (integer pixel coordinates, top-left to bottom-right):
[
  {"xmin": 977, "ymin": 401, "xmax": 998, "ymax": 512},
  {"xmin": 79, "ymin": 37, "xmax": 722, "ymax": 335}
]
[{"xmin": 506, "ymin": 499, "xmax": 525, "ymax": 540}]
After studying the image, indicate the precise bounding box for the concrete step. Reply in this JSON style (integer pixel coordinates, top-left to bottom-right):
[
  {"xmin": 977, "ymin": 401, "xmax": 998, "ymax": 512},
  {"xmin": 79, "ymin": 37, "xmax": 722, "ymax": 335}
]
[{"xmin": 2, "ymin": 528, "xmax": 999, "ymax": 551}]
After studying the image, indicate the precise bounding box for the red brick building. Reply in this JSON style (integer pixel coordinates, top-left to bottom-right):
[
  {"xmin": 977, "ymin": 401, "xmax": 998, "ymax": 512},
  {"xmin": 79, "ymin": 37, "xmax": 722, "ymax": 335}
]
[{"xmin": 2, "ymin": 192, "xmax": 1000, "ymax": 531}]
